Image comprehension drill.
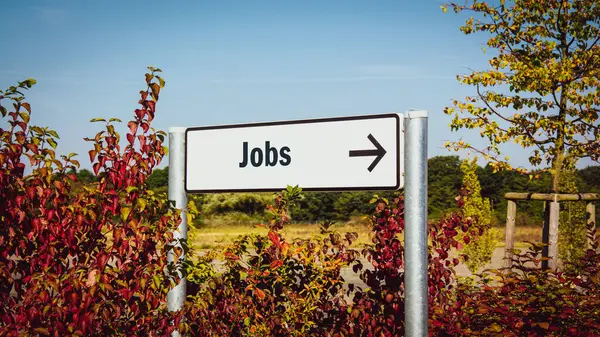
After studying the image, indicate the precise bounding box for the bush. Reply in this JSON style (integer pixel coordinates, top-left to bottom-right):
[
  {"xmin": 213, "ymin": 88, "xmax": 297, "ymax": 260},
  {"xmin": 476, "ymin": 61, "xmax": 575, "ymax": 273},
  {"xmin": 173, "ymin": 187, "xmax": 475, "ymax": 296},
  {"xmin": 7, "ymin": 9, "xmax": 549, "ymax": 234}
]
[
  {"xmin": 438, "ymin": 239, "xmax": 600, "ymax": 336},
  {"xmin": 559, "ymin": 169, "xmax": 588, "ymax": 270},
  {"xmin": 4, "ymin": 68, "xmax": 600, "ymax": 336},
  {"xmin": 201, "ymin": 193, "xmax": 272, "ymax": 217},
  {"xmin": 182, "ymin": 191, "xmax": 474, "ymax": 336},
  {"xmin": 183, "ymin": 186, "xmax": 355, "ymax": 336},
  {"xmin": 459, "ymin": 158, "xmax": 497, "ymax": 273},
  {"xmin": 184, "ymin": 188, "xmax": 600, "ymax": 336},
  {"xmin": 0, "ymin": 68, "xmax": 184, "ymax": 336}
]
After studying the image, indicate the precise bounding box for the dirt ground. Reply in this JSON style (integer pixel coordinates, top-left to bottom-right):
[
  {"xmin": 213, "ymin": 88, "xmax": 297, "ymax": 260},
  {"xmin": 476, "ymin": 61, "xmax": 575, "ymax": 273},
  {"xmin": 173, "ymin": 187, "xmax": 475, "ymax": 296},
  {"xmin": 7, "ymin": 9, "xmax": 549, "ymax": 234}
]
[{"xmin": 340, "ymin": 247, "xmax": 515, "ymax": 288}]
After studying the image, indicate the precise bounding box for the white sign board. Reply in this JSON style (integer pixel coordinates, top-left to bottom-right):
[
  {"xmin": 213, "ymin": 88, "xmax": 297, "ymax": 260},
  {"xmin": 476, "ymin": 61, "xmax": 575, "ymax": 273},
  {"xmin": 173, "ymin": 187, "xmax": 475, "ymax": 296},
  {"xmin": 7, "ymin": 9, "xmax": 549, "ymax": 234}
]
[{"xmin": 185, "ymin": 113, "xmax": 403, "ymax": 193}]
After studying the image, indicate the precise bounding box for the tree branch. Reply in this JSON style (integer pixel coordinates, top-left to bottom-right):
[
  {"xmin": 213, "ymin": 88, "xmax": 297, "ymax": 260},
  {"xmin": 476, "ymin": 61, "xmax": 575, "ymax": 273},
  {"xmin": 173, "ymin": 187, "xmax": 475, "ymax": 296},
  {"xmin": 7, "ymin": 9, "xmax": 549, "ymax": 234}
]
[{"xmin": 476, "ymin": 84, "xmax": 551, "ymax": 150}]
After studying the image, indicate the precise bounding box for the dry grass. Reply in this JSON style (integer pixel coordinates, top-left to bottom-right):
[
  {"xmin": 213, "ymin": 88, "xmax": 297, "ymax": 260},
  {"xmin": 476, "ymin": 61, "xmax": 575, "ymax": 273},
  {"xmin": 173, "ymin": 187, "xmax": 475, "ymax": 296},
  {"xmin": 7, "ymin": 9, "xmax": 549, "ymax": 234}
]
[
  {"xmin": 511, "ymin": 225, "xmax": 544, "ymax": 246},
  {"xmin": 189, "ymin": 219, "xmax": 545, "ymax": 251},
  {"xmin": 190, "ymin": 221, "xmax": 374, "ymax": 250}
]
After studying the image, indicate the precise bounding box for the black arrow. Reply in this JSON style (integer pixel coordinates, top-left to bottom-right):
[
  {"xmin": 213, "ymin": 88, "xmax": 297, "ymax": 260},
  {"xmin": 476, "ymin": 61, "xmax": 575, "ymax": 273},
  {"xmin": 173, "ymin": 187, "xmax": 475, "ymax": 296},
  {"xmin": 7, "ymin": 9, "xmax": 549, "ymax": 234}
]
[{"xmin": 349, "ymin": 134, "xmax": 387, "ymax": 172}]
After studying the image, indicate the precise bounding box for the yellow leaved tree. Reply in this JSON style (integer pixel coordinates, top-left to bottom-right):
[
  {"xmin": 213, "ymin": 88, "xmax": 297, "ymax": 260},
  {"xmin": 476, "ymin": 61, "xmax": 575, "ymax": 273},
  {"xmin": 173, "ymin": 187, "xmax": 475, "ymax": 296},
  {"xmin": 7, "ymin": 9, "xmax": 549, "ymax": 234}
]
[{"xmin": 442, "ymin": 0, "xmax": 599, "ymax": 192}]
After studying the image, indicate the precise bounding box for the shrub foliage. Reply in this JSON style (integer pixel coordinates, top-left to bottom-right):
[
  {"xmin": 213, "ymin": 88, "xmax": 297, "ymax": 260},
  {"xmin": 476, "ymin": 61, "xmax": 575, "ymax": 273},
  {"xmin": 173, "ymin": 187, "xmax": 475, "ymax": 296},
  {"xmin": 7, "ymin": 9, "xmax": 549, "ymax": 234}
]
[
  {"xmin": 0, "ymin": 68, "xmax": 184, "ymax": 336},
  {"xmin": 2, "ymin": 69, "xmax": 600, "ymax": 336},
  {"xmin": 459, "ymin": 158, "xmax": 497, "ymax": 273}
]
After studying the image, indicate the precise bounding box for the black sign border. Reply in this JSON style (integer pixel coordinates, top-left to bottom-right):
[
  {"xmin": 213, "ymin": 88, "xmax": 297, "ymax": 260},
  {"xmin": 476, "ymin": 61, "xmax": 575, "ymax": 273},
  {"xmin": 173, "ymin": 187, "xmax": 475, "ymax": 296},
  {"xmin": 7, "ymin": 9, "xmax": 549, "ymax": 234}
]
[{"xmin": 185, "ymin": 113, "xmax": 401, "ymax": 193}]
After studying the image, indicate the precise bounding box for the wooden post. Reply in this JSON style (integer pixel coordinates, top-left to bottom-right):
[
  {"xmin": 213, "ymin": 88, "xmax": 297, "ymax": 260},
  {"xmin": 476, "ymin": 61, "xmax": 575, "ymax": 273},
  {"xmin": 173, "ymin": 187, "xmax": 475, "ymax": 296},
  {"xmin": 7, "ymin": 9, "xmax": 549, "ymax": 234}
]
[
  {"xmin": 548, "ymin": 199, "xmax": 560, "ymax": 271},
  {"xmin": 504, "ymin": 200, "xmax": 517, "ymax": 270},
  {"xmin": 542, "ymin": 198, "xmax": 560, "ymax": 271},
  {"xmin": 542, "ymin": 201, "xmax": 550, "ymax": 269},
  {"xmin": 587, "ymin": 202, "xmax": 596, "ymax": 249},
  {"xmin": 504, "ymin": 192, "xmax": 599, "ymax": 271}
]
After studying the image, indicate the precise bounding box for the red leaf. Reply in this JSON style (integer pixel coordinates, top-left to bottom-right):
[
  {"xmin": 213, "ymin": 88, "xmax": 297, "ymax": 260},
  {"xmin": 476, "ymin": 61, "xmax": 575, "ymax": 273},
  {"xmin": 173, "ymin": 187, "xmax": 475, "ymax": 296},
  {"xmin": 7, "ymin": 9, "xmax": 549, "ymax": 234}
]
[
  {"xmin": 135, "ymin": 109, "xmax": 145, "ymax": 120},
  {"xmin": 128, "ymin": 121, "xmax": 138, "ymax": 134},
  {"xmin": 93, "ymin": 162, "xmax": 101, "ymax": 175},
  {"xmin": 254, "ymin": 288, "xmax": 265, "ymax": 300},
  {"xmin": 146, "ymin": 100, "xmax": 156, "ymax": 113},
  {"xmin": 223, "ymin": 252, "xmax": 240, "ymax": 261},
  {"xmin": 138, "ymin": 135, "xmax": 146, "ymax": 149},
  {"xmin": 127, "ymin": 133, "xmax": 135, "ymax": 145},
  {"xmin": 270, "ymin": 260, "xmax": 283, "ymax": 270},
  {"xmin": 97, "ymin": 252, "xmax": 108, "ymax": 270},
  {"xmin": 53, "ymin": 180, "xmax": 64, "ymax": 191},
  {"xmin": 268, "ymin": 231, "xmax": 281, "ymax": 248},
  {"xmin": 150, "ymin": 84, "xmax": 160, "ymax": 100}
]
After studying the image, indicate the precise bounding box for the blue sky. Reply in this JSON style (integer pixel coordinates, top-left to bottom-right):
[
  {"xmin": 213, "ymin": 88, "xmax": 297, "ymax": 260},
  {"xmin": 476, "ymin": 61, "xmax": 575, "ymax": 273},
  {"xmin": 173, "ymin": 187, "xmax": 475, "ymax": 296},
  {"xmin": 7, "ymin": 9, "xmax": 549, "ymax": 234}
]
[{"xmin": 1, "ymin": 0, "xmax": 550, "ymax": 171}]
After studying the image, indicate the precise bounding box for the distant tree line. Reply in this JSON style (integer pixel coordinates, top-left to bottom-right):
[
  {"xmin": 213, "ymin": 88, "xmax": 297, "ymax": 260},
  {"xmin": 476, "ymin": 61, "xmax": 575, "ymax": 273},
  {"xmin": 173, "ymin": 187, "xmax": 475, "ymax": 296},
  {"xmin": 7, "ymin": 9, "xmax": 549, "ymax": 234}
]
[{"xmin": 73, "ymin": 156, "xmax": 600, "ymax": 226}]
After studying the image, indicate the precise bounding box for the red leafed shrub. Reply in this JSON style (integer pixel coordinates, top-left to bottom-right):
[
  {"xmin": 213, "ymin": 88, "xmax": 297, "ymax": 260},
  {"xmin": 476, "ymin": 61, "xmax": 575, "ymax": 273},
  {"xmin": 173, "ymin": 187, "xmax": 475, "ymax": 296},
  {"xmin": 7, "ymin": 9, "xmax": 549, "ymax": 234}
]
[
  {"xmin": 435, "ymin": 226, "xmax": 600, "ymax": 337},
  {"xmin": 4, "ymin": 66, "xmax": 600, "ymax": 337},
  {"xmin": 184, "ymin": 188, "xmax": 600, "ymax": 336},
  {"xmin": 183, "ymin": 186, "xmax": 355, "ymax": 336},
  {"xmin": 326, "ymin": 195, "xmax": 470, "ymax": 337},
  {"xmin": 0, "ymin": 68, "xmax": 184, "ymax": 336},
  {"xmin": 183, "ymin": 192, "xmax": 473, "ymax": 336}
]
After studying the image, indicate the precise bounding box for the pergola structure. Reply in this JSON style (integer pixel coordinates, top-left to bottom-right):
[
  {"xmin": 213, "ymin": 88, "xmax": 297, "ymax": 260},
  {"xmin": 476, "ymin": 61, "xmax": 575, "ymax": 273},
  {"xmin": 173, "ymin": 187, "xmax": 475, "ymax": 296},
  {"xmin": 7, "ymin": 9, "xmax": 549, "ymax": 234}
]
[{"xmin": 504, "ymin": 192, "xmax": 599, "ymax": 271}]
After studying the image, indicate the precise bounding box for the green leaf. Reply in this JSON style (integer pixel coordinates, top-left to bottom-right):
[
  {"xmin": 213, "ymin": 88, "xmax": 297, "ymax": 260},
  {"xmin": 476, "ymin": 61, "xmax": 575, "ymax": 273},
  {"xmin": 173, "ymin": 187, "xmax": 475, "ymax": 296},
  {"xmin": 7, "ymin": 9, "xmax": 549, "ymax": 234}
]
[
  {"xmin": 47, "ymin": 130, "xmax": 60, "ymax": 139},
  {"xmin": 156, "ymin": 75, "xmax": 166, "ymax": 88},
  {"xmin": 21, "ymin": 78, "xmax": 37, "ymax": 88},
  {"xmin": 120, "ymin": 207, "xmax": 131, "ymax": 222},
  {"xmin": 47, "ymin": 137, "xmax": 57, "ymax": 149},
  {"xmin": 126, "ymin": 186, "xmax": 138, "ymax": 193},
  {"xmin": 90, "ymin": 118, "xmax": 106, "ymax": 123},
  {"xmin": 137, "ymin": 198, "xmax": 147, "ymax": 211},
  {"xmin": 19, "ymin": 112, "xmax": 30, "ymax": 123},
  {"xmin": 108, "ymin": 117, "xmax": 122, "ymax": 123}
]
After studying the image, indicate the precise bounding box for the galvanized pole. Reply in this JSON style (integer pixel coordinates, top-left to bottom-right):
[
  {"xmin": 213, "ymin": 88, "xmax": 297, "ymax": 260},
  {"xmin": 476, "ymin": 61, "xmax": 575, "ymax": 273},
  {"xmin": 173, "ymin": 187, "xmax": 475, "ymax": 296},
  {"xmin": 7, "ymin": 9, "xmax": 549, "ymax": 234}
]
[
  {"xmin": 403, "ymin": 110, "xmax": 428, "ymax": 337},
  {"xmin": 167, "ymin": 127, "xmax": 188, "ymax": 336}
]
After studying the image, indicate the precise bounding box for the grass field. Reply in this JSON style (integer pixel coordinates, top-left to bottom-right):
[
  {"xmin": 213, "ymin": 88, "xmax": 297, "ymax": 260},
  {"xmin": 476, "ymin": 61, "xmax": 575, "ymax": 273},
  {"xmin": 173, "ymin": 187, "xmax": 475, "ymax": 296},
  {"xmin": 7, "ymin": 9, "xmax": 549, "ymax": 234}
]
[{"xmin": 189, "ymin": 221, "xmax": 545, "ymax": 250}]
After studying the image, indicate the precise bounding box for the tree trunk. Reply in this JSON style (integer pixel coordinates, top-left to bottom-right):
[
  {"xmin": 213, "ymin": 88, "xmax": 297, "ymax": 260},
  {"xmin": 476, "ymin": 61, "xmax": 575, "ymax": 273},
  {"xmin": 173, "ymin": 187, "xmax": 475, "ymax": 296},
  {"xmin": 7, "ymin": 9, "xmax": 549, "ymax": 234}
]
[{"xmin": 542, "ymin": 90, "xmax": 566, "ymax": 268}]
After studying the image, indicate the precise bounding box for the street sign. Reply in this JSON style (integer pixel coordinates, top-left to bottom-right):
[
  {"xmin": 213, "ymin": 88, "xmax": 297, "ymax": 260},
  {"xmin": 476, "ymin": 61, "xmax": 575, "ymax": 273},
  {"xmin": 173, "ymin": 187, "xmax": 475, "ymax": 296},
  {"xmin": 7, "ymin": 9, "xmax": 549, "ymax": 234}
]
[
  {"xmin": 169, "ymin": 110, "xmax": 427, "ymax": 337},
  {"xmin": 184, "ymin": 113, "xmax": 403, "ymax": 193}
]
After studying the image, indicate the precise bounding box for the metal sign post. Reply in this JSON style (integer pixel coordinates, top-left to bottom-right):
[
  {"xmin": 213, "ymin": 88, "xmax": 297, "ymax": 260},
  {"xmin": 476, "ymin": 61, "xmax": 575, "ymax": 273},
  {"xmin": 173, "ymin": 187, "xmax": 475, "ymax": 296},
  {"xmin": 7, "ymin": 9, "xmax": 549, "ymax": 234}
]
[
  {"xmin": 167, "ymin": 127, "xmax": 188, "ymax": 337},
  {"xmin": 403, "ymin": 110, "xmax": 429, "ymax": 337}
]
